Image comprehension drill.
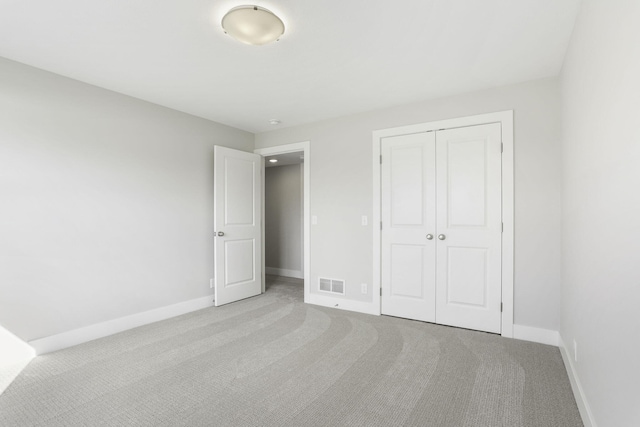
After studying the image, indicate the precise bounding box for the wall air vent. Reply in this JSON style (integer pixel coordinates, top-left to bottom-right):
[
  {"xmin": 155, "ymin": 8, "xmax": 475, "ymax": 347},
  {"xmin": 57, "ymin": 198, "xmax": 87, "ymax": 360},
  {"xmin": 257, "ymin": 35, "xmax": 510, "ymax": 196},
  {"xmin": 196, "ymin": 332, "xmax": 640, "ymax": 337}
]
[{"xmin": 318, "ymin": 277, "xmax": 345, "ymax": 295}]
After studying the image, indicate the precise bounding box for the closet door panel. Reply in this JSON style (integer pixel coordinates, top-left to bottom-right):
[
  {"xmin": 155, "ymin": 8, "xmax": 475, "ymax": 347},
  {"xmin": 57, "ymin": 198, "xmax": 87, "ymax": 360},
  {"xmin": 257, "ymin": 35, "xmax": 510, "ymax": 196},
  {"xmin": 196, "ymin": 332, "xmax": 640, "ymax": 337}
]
[
  {"xmin": 447, "ymin": 138, "xmax": 487, "ymax": 227},
  {"xmin": 446, "ymin": 247, "xmax": 487, "ymax": 307},
  {"xmin": 435, "ymin": 123, "xmax": 502, "ymax": 333},
  {"xmin": 381, "ymin": 132, "xmax": 436, "ymax": 323}
]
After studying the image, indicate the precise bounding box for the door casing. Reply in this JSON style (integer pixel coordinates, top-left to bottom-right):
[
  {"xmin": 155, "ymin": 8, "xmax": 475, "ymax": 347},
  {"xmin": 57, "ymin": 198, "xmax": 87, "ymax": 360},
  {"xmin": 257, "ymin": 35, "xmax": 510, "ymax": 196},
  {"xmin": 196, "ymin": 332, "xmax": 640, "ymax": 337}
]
[{"xmin": 372, "ymin": 111, "xmax": 514, "ymax": 338}]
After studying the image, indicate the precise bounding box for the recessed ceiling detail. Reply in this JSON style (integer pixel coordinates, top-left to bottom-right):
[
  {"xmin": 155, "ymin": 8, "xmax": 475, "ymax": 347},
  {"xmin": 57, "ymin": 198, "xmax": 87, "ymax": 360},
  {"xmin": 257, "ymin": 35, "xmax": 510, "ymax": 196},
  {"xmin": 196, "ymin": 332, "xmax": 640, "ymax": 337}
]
[{"xmin": 265, "ymin": 151, "xmax": 304, "ymax": 167}]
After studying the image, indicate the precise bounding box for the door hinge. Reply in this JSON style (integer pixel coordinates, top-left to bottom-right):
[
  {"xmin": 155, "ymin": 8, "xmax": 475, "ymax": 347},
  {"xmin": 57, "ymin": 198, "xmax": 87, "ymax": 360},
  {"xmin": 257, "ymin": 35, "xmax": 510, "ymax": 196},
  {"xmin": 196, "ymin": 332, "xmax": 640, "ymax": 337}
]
[
  {"xmin": 380, "ymin": 221, "xmax": 383, "ymax": 230},
  {"xmin": 501, "ymin": 222, "xmax": 504, "ymax": 232},
  {"xmin": 500, "ymin": 302, "xmax": 503, "ymax": 312},
  {"xmin": 501, "ymin": 143, "xmax": 504, "ymax": 153},
  {"xmin": 380, "ymin": 155, "xmax": 383, "ymax": 164},
  {"xmin": 380, "ymin": 288, "xmax": 382, "ymax": 296}
]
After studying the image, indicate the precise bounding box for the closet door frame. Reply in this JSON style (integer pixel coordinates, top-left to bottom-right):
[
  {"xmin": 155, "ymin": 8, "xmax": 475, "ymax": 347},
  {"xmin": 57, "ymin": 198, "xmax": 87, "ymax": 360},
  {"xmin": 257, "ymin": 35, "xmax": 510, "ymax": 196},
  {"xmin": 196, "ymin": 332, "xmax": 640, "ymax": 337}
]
[{"xmin": 372, "ymin": 111, "xmax": 514, "ymax": 338}]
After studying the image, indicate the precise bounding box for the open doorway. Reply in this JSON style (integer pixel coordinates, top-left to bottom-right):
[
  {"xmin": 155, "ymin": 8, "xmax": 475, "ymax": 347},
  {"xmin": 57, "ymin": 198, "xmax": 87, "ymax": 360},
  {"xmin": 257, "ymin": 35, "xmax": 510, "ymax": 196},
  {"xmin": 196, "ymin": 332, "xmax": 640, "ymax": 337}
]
[
  {"xmin": 265, "ymin": 151, "xmax": 304, "ymax": 288},
  {"xmin": 254, "ymin": 142, "xmax": 310, "ymax": 302}
]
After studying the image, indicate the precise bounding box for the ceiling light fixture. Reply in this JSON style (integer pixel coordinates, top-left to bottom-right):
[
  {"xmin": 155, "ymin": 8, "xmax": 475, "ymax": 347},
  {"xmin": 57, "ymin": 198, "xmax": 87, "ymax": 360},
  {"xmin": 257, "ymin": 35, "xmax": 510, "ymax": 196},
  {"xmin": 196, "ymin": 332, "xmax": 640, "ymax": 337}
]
[
  {"xmin": 269, "ymin": 119, "xmax": 281, "ymax": 125},
  {"xmin": 269, "ymin": 159, "xmax": 278, "ymax": 163},
  {"xmin": 221, "ymin": 6, "xmax": 285, "ymax": 46}
]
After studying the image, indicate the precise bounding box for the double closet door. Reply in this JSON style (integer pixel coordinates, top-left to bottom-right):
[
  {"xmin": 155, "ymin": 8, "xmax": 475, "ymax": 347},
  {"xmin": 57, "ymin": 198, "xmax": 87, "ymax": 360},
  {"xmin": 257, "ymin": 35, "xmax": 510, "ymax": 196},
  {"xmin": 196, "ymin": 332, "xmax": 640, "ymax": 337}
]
[{"xmin": 381, "ymin": 123, "xmax": 502, "ymax": 334}]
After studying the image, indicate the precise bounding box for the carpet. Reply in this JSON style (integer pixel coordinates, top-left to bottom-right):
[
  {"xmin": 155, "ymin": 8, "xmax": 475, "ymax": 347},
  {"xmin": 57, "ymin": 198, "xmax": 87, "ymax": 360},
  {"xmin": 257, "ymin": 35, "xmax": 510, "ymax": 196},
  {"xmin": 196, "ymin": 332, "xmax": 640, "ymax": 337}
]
[{"xmin": 0, "ymin": 276, "xmax": 583, "ymax": 426}]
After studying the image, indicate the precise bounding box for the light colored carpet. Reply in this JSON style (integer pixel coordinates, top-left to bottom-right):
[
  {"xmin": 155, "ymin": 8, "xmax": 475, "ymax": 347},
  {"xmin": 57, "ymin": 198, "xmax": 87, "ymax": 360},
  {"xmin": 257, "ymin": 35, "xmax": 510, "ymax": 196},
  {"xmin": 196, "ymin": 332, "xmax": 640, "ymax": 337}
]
[{"xmin": 0, "ymin": 276, "xmax": 582, "ymax": 426}]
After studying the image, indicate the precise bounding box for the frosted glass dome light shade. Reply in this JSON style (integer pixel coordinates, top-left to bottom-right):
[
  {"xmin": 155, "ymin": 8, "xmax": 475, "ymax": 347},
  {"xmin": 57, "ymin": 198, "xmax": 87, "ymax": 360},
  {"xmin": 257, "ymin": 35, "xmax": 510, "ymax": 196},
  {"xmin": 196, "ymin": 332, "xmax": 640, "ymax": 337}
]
[{"xmin": 222, "ymin": 6, "xmax": 285, "ymax": 46}]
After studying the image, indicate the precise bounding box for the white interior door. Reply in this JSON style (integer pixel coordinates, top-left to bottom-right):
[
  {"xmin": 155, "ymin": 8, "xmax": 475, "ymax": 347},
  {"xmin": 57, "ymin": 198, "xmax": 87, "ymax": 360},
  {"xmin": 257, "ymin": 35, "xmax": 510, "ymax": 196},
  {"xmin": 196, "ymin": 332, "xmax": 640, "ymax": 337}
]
[
  {"xmin": 435, "ymin": 123, "xmax": 502, "ymax": 333},
  {"xmin": 380, "ymin": 123, "xmax": 502, "ymax": 334},
  {"xmin": 213, "ymin": 146, "xmax": 262, "ymax": 306},
  {"xmin": 381, "ymin": 132, "xmax": 437, "ymax": 322}
]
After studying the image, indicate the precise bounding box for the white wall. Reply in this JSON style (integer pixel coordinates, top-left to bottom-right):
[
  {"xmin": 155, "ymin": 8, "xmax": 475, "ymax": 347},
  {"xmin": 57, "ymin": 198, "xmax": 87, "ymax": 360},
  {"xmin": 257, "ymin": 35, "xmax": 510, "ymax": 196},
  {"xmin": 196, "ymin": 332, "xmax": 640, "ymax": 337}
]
[
  {"xmin": 0, "ymin": 57, "xmax": 253, "ymax": 343},
  {"xmin": 256, "ymin": 77, "xmax": 562, "ymax": 332},
  {"xmin": 265, "ymin": 164, "xmax": 303, "ymax": 277},
  {"xmin": 560, "ymin": 1, "xmax": 640, "ymax": 425}
]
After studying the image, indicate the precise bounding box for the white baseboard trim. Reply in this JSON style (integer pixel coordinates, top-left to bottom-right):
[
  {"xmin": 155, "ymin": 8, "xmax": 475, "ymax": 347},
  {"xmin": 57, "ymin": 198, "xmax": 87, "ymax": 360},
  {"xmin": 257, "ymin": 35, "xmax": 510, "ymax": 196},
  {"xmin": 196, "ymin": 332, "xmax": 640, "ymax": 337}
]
[
  {"xmin": 0, "ymin": 327, "xmax": 35, "ymax": 367},
  {"xmin": 306, "ymin": 293, "xmax": 379, "ymax": 316},
  {"xmin": 559, "ymin": 336, "xmax": 597, "ymax": 427},
  {"xmin": 29, "ymin": 295, "xmax": 215, "ymax": 355},
  {"xmin": 512, "ymin": 324, "xmax": 559, "ymax": 346},
  {"xmin": 266, "ymin": 267, "xmax": 303, "ymax": 279}
]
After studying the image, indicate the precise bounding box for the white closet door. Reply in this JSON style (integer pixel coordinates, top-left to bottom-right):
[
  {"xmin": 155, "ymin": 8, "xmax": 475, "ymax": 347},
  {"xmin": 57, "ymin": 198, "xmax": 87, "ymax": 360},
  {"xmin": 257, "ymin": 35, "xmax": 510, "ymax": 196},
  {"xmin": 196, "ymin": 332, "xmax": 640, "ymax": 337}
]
[
  {"xmin": 213, "ymin": 146, "xmax": 262, "ymax": 306},
  {"xmin": 381, "ymin": 132, "xmax": 436, "ymax": 322},
  {"xmin": 435, "ymin": 123, "xmax": 502, "ymax": 333}
]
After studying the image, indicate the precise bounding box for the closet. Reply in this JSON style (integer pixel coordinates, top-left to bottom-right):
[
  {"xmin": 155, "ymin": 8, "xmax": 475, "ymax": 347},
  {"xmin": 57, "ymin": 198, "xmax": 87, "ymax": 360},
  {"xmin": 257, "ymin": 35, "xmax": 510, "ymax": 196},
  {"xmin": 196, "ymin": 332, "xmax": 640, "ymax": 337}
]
[{"xmin": 380, "ymin": 123, "xmax": 502, "ymax": 333}]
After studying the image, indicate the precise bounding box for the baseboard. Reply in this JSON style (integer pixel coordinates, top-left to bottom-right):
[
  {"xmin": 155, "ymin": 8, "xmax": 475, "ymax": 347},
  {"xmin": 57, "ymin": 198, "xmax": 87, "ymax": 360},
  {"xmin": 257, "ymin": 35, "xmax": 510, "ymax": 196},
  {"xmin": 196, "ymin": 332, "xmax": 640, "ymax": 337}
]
[
  {"xmin": 559, "ymin": 336, "xmax": 597, "ymax": 427},
  {"xmin": 265, "ymin": 267, "xmax": 303, "ymax": 279},
  {"xmin": 29, "ymin": 295, "xmax": 215, "ymax": 355},
  {"xmin": 307, "ymin": 293, "xmax": 379, "ymax": 316},
  {"xmin": 0, "ymin": 326, "xmax": 35, "ymax": 367},
  {"xmin": 512, "ymin": 324, "xmax": 559, "ymax": 346}
]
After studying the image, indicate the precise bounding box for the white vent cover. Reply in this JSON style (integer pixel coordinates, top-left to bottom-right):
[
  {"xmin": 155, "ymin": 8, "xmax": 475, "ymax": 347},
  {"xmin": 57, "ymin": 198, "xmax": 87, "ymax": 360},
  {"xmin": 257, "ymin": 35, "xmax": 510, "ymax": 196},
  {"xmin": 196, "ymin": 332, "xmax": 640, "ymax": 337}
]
[
  {"xmin": 319, "ymin": 278, "xmax": 331, "ymax": 292},
  {"xmin": 318, "ymin": 277, "xmax": 345, "ymax": 295}
]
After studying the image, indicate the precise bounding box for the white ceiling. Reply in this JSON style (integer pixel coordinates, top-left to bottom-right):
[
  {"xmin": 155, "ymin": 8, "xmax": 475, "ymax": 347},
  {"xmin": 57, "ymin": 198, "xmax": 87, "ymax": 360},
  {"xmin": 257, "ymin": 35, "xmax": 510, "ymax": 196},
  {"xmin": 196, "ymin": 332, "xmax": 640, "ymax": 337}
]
[
  {"xmin": 265, "ymin": 151, "xmax": 304, "ymax": 168},
  {"xmin": 0, "ymin": 0, "xmax": 581, "ymax": 133}
]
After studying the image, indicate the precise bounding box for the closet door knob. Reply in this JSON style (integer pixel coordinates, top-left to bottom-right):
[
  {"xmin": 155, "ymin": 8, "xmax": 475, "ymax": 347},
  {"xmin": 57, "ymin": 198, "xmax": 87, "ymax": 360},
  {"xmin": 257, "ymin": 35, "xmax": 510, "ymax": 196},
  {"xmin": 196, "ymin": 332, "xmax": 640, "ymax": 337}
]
[
  {"xmin": 426, "ymin": 234, "xmax": 434, "ymax": 240},
  {"xmin": 438, "ymin": 234, "xmax": 446, "ymax": 240},
  {"xmin": 217, "ymin": 231, "xmax": 225, "ymax": 237}
]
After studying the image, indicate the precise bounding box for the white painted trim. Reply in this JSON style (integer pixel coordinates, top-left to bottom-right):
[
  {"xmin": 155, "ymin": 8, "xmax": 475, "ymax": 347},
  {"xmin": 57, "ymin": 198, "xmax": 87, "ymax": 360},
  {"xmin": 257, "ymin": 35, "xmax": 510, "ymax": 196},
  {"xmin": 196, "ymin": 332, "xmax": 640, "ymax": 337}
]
[
  {"xmin": 255, "ymin": 141, "xmax": 311, "ymax": 305},
  {"xmin": 512, "ymin": 324, "xmax": 559, "ymax": 346},
  {"xmin": 300, "ymin": 162, "xmax": 304, "ymax": 277},
  {"xmin": 0, "ymin": 326, "xmax": 35, "ymax": 366},
  {"xmin": 28, "ymin": 295, "xmax": 214, "ymax": 355},
  {"xmin": 259, "ymin": 155, "xmax": 266, "ymax": 293},
  {"xmin": 265, "ymin": 267, "xmax": 303, "ymax": 279},
  {"xmin": 307, "ymin": 293, "xmax": 380, "ymax": 316},
  {"xmin": 501, "ymin": 111, "xmax": 515, "ymax": 338},
  {"xmin": 559, "ymin": 335, "xmax": 597, "ymax": 427},
  {"xmin": 372, "ymin": 138, "xmax": 382, "ymax": 315},
  {"xmin": 372, "ymin": 111, "xmax": 514, "ymax": 138},
  {"xmin": 372, "ymin": 111, "xmax": 515, "ymax": 337}
]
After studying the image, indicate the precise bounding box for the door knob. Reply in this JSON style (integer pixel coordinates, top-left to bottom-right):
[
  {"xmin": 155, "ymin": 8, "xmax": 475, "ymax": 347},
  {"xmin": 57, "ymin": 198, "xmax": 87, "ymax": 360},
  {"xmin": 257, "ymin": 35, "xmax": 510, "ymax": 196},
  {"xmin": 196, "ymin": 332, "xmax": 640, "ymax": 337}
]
[
  {"xmin": 426, "ymin": 234, "xmax": 434, "ymax": 240},
  {"xmin": 217, "ymin": 231, "xmax": 225, "ymax": 237},
  {"xmin": 438, "ymin": 234, "xmax": 446, "ymax": 240}
]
